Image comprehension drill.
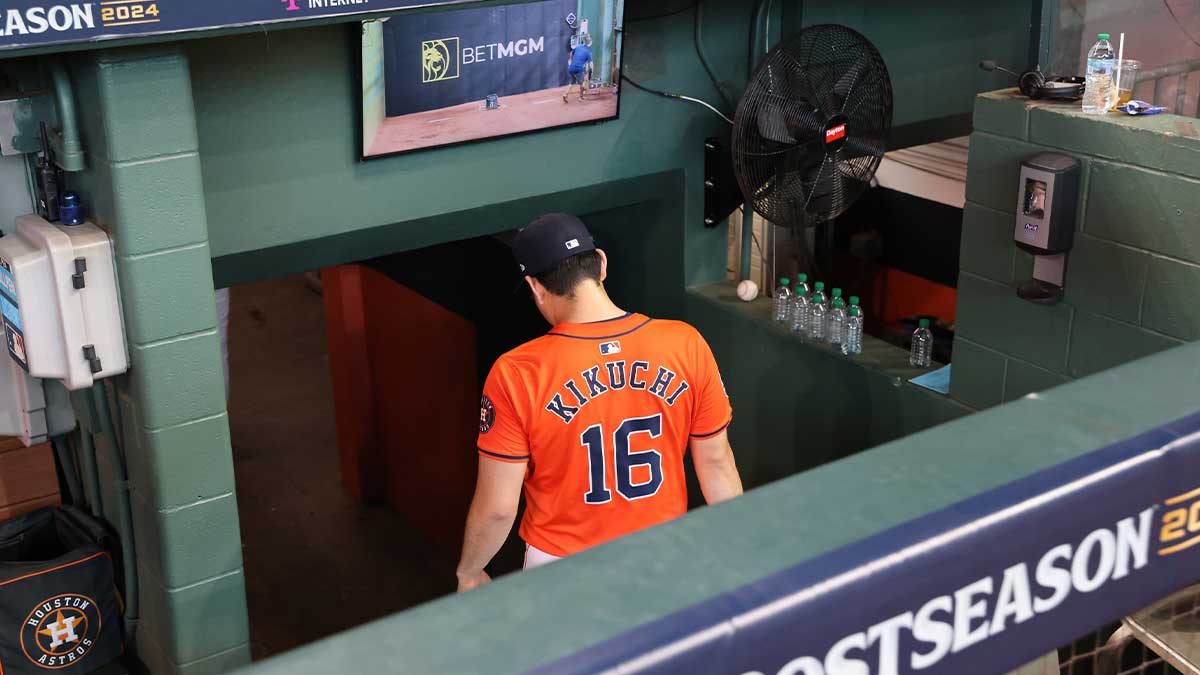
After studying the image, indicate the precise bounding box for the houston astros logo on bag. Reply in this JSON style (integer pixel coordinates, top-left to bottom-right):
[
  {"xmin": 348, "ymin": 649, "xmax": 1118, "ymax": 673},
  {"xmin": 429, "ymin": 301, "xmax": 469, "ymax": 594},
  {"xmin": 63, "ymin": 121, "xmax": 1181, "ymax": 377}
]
[{"xmin": 20, "ymin": 593, "xmax": 102, "ymax": 669}]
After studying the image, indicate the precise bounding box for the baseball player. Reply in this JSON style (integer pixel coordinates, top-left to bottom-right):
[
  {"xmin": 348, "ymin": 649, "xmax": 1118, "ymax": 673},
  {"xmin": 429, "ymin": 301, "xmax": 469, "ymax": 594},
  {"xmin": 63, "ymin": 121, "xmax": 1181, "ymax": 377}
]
[
  {"xmin": 457, "ymin": 213, "xmax": 743, "ymax": 591},
  {"xmin": 563, "ymin": 35, "xmax": 593, "ymax": 103}
]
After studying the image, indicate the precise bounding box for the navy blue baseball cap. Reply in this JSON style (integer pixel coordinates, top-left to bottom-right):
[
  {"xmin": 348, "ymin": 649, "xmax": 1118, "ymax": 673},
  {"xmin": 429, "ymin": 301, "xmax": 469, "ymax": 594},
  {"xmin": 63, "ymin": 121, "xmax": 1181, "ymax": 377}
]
[{"xmin": 512, "ymin": 213, "xmax": 596, "ymax": 277}]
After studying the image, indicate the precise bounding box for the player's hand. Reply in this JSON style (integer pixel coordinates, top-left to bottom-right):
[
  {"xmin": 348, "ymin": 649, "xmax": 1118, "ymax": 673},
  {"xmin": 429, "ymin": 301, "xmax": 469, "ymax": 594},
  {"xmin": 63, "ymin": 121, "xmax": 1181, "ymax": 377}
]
[{"xmin": 457, "ymin": 570, "xmax": 491, "ymax": 593}]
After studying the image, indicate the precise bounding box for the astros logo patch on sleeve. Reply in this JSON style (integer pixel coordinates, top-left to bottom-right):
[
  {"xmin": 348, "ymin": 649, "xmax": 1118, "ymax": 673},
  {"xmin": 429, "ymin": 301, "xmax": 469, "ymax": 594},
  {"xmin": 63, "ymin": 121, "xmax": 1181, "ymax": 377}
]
[{"xmin": 479, "ymin": 395, "xmax": 496, "ymax": 434}]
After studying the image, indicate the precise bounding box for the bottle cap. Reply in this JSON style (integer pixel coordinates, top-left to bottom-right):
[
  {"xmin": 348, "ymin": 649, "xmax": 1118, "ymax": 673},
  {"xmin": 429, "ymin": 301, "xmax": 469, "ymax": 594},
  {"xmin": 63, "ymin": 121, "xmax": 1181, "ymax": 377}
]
[
  {"xmin": 849, "ymin": 296, "xmax": 860, "ymax": 305},
  {"xmin": 797, "ymin": 273, "xmax": 808, "ymax": 282},
  {"xmin": 780, "ymin": 278, "xmax": 790, "ymax": 285},
  {"xmin": 1098, "ymin": 33, "xmax": 1110, "ymax": 39},
  {"xmin": 814, "ymin": 281, "xmax": 825, "ymax": 291},
  {"xmin": 59, "ymin": 191, "xmax": 85, "ymax": 226},
  {"xmin": 832, "ymin": 288, "xmax": 842, "ymax": 298},
  {"xmin": 919, "ymin": 318, "xmax": 931, "ymax": 328}
]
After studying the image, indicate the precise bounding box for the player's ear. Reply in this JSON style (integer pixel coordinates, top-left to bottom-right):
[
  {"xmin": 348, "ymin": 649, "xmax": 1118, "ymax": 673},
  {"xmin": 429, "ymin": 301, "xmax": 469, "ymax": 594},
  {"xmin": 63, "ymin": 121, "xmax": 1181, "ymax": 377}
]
[
  {"xmin": 597, "ymin": 248, "xmax": 608, "ymax": 283},
  {"xmin": 525, "ymin": 276, "xmax": 546, "ymax": 304}
]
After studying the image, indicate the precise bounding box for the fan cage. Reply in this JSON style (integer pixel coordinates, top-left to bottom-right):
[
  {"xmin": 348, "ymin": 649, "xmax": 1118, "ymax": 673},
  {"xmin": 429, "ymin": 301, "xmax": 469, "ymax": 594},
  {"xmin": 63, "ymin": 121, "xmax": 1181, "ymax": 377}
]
[{"xmin": 732, "ymin": 24, "xmax": 893, "ymax": 228}]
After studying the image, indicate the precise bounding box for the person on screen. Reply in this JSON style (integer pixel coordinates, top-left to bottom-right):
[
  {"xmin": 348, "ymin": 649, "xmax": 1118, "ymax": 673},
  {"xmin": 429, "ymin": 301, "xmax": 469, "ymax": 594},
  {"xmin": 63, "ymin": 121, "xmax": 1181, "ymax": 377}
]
[{"xmin": 563, "ymin": 35, "xmax": 593, "ymax": 103}]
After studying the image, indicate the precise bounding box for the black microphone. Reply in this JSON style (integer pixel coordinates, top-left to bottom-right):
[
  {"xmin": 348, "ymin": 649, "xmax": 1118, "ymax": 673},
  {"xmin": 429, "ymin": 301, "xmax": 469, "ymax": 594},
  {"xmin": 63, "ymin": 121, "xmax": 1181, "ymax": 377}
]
[{"xmin": 979, "ymin": 60, "xmax": 1021, "ymax": 79}]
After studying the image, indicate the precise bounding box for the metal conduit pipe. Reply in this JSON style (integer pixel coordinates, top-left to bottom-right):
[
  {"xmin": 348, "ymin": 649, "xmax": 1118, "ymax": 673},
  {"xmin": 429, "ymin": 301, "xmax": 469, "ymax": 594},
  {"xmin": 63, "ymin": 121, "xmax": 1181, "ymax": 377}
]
[
  {"xmin": 88, "ymin": 384, "xmax": 138, "ymax": 637},
  {"xmin": 48, "ymin": 60, "xmax": 85, "ymax": 172},
  {"xmin": 78, "ymin": 427, "xmax": 103, "ymax": 520},
  {"xmin": 740, "ymin": 0, "xmax": 772, "ymax": 282},
  {"xmin": 50, "ymin": 435, "xmax": 83, "ymax": 506},
  {"xmin": 695, "ymin": 2, "xmax": 734, "ymax": 110}
]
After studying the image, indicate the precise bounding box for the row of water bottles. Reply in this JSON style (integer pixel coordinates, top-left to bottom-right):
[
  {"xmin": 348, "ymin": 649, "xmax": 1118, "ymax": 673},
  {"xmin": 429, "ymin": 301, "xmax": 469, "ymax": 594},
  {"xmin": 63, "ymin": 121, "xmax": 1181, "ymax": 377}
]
[{"xmin": 772, "ymin": 275, "xmax": 863, "ymax": 356}]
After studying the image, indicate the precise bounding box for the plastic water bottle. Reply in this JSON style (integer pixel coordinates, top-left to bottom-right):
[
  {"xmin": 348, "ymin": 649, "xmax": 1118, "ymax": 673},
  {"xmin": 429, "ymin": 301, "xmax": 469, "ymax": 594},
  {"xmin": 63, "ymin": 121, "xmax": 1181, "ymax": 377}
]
[
  {"xmin": 812, "ymin": 282, "xmax": 827, "ymax": 308},
  {"xmin": 1083, "ymin": 33, "xmax": 1115, "ymax": 114},
  {"xmin": 790, "ymin": 290, "xmax": 811, "ymax": 336},
  {"xmin": 910, "ymin": 318, "xmax": 933, "ymax": 368},
  {"xmin": 842, "ymin": 296, "xmax": 863, "ymax": 356},
  {"xmin": 794, "ymin": 273, "xmax": 811, "ymax": 297},
  {"xmin": 828, "ymin": 297, "xmax": 847, "ymax": 347},
  {"xmin": 790, "ymin": 273, "xmax": 811, "ymax": 325},
  {"xmin": 773, "ymin": 278, "xmax": 792, "ymax": 323},
  {"xmin": 808, "ymin": 288, "xmax": 827, "ymax": 341}
]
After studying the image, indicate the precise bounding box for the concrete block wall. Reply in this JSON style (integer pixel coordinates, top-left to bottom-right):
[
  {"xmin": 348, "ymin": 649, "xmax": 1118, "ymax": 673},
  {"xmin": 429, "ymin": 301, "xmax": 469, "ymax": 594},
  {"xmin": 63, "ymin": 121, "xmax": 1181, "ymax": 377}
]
[
  {"xmin": 70, "ymin": 46, "xmax": 250, "ymax": 674},
  {"xmin": 952, "ymin": 90, "xmax": 1200, "ymax": 408}
]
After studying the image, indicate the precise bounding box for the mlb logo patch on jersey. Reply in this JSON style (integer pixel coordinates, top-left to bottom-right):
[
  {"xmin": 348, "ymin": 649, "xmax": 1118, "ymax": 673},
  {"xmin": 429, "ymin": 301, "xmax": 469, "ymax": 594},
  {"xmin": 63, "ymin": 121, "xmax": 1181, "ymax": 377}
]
[{"xmin": 599, "ymin": 341, "xmax": 621, "ymax": 356}]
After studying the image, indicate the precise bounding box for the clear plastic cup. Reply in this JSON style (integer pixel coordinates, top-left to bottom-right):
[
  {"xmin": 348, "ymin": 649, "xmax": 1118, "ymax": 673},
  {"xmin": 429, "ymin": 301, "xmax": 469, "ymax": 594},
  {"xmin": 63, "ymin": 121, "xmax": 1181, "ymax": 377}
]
[{"xmin": 1111, "ymin": 59, "xmax": 1140, "ymax": 109}]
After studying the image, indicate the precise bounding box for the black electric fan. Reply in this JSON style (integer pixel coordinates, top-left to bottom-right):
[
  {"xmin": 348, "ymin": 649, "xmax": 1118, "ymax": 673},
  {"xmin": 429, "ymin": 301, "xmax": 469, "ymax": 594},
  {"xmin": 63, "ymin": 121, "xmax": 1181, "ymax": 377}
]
[{"xmin": 732, "ymin": 24, "xmax": 893, "ymax": 228}]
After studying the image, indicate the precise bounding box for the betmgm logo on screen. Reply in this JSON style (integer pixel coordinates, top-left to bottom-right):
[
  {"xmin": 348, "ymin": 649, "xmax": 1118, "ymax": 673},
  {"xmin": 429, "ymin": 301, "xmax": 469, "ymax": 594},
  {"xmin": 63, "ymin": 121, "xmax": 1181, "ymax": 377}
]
[
  {"xmin": 422, "ymin": 37, "xmax": 460, "ymax": 83},
  {"xmin": 422, "ymin": 34, "xmax": 547, "ymax": 84}
]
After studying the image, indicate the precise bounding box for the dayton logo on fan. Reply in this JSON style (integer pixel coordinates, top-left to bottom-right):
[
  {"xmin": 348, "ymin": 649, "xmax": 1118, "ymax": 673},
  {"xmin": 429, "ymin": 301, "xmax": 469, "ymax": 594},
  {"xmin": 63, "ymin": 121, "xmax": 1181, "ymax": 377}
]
[
  {"xmin": 20, "ymin": 593, "xmax": 102, "ymax": 669},
  {"xmin": 825, "ymin": 123, "xmax": 847, "ymax": 144}
]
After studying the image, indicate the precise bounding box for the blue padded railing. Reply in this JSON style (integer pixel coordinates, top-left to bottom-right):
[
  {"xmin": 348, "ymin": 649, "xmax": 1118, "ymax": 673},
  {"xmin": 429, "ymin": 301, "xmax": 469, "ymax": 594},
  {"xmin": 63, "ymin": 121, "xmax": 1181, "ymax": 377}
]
[{"xmin": 533, "ymin": 413, "xmax": 1200, "ymax": 675}]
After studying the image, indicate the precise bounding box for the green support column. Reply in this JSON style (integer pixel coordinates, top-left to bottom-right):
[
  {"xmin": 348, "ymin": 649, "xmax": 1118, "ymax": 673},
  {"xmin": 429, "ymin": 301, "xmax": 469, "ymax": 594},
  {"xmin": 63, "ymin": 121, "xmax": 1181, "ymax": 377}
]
[{"xmin": 70, "ymin": 46, "xmax": 250, "ymax": 674}]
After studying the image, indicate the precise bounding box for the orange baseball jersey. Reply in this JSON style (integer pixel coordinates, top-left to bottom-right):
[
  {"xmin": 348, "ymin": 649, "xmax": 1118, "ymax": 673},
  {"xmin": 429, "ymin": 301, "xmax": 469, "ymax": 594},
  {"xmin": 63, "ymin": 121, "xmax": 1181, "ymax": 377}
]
[{"xmin": 477, "ymin": 312, "xmax": 732, "ymax": 557}]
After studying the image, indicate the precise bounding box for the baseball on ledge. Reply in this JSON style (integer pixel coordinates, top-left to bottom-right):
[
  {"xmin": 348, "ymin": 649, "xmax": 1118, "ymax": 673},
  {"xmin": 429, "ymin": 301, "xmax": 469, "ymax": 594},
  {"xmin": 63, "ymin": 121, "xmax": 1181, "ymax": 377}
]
[{"xmin": 736, "ymin": 280, "xmax": 759, "ymax": 302}]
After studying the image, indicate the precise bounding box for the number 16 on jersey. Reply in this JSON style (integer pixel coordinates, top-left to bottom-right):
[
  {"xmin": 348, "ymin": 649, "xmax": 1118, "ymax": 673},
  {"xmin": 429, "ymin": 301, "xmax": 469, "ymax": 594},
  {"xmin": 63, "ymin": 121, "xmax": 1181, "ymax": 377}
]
[{"xmin": 581, "ymin": 414, "xmax": 664, "ymax": 503}]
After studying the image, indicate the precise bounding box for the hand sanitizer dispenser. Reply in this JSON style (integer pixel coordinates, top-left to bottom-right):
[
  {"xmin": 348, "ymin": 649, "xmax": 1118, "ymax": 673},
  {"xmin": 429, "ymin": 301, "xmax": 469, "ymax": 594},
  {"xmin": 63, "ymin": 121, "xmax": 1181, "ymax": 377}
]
[{"xmin": 1015, "ymin": 153, "xmax": 1080, "ymax": 304}]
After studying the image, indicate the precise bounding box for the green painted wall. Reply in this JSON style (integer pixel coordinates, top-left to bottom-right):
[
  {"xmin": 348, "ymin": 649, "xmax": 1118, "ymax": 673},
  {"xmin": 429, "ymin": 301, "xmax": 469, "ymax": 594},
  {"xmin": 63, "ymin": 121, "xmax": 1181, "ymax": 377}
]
[
  {"xmin": 791, "ymin": 0, "xmax": 1036, "ymax": 148},
  {"xmin": 951, "ymin": 90, "xmax": 1200, "ymax": 409},
  {"xmin": 687, "ymin": 284, "xmax": 972, "ymax": 487},
  {"xmin": 190, "ymin": 10, "xmax": 746, "ymax": 285},
  {"xmin": 192, "ymin": 0, "xmax": 1040, "ymax": 283},
  {"xmin": 360, "ymin": 21, "xmax": 386, "ymax": 156}
]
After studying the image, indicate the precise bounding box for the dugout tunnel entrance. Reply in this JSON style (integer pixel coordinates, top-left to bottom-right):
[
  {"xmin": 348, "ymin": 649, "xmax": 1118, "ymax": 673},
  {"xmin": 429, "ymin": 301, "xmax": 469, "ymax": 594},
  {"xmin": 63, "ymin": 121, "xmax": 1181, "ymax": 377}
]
[
  {"xmin": 219, "ymin": 186, "xmax": 984, "ymax": 659},
  {"xmin": 222, "ymin": 235, "xmax": 549, "ymax": 657},
  {"xmin": 221, "ymin": 194, "xmax": 704, "ymax": 657}
]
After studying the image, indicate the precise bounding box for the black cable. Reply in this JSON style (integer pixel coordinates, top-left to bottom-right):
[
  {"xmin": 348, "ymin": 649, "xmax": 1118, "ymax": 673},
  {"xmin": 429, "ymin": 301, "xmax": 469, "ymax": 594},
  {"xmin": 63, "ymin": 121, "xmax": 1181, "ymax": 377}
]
[
  {"xmin": 51, "ymin": 435, "xmax": 83, "ymax": 506},
  {"xmin": 621, "ymin": 73, "xmax": 733, "ymax": 123},
  {"xmin": 1163, "ymin": 0, "xmax": 1200, "ymax": 50},
  {"xmin": 624, "ymin": 0, "xmax": 734, "ymax": 113},
  {"xmin": 626, "ymin": 1, "xmax": 700, "ymax": 23},
  {"xmin": 620, "ymin": 72, "xmax": 667, "ymax": 96},
  {"xmin": 694, "ymin": 2, "xmax": 736, "ymax": 110}
]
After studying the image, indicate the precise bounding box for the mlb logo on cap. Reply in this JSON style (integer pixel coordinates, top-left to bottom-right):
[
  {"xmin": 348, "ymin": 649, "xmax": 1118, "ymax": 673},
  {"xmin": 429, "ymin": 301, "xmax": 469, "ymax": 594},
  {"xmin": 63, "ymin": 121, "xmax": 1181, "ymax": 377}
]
[
  {"xmin": 512, "ymin": 213, "xmax": 596, "ymax": 277},
  {"xmin": 599, "ymin": 341, "xmax": 621, "ymax": 355}
]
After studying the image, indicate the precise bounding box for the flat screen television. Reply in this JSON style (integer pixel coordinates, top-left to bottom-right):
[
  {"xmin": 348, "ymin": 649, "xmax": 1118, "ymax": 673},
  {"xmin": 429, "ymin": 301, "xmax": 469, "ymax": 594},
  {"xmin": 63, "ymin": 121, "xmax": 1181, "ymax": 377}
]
[{"xmin": 360, "ymin": 0, "xmax": 625, "ymax": 158}]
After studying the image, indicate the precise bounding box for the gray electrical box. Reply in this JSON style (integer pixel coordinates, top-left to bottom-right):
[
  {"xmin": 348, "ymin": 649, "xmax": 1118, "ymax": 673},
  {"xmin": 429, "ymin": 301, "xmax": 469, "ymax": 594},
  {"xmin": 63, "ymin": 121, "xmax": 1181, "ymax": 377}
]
[{"xmin": 1015, "ymin": 152, "xmax": 1081, "ymax": 304}]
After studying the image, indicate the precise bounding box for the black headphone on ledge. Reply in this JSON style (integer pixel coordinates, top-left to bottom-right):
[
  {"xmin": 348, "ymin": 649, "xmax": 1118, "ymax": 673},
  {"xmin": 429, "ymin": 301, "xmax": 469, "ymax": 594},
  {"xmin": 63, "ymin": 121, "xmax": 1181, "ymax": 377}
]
[{"xmin": 979, "ymin": 60, "xmax": 1085, "ymax": 100}]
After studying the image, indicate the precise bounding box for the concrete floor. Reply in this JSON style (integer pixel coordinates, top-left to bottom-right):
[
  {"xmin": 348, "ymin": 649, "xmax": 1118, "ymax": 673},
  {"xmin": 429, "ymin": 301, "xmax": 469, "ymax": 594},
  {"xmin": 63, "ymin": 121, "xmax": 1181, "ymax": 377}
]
[{"xmin": 225, "ymin": 275, "xmax": 455, "ymax": 659}]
